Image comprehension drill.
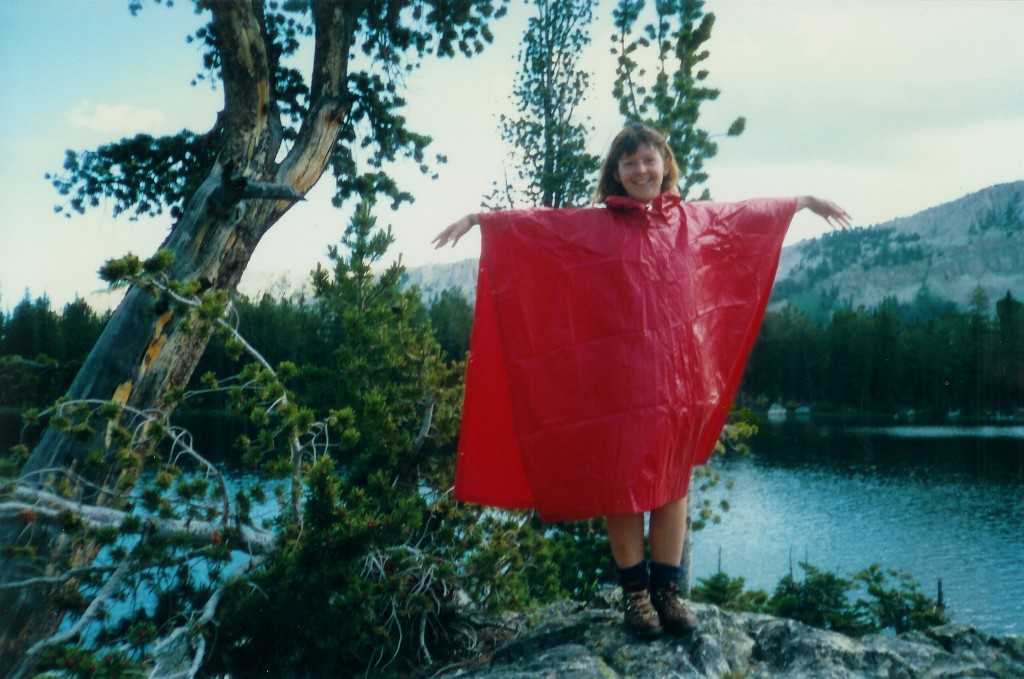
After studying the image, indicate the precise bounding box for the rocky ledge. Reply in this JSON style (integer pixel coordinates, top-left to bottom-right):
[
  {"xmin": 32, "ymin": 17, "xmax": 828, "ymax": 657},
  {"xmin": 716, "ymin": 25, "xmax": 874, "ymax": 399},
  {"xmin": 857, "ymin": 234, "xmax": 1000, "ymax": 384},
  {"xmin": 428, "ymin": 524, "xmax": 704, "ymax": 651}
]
[{"xmin": 440, "ymin": 589, "xmax": 1024, "ymax": 678}]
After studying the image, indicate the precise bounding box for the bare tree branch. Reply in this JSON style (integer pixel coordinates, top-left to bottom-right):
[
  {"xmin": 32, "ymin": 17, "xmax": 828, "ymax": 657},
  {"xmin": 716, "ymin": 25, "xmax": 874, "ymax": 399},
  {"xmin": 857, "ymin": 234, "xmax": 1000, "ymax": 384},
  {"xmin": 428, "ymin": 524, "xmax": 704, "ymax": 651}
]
[
  {"xmin": 1, "ymin": 485, "xmax": 276, "ymax": 555},
  {"xmin": 149, "ymin": 554, "xmax": 268, "ymax": 679},
  {"xmin": 11, "ymin": 552, "xmax": 134, "ymax": 679}
]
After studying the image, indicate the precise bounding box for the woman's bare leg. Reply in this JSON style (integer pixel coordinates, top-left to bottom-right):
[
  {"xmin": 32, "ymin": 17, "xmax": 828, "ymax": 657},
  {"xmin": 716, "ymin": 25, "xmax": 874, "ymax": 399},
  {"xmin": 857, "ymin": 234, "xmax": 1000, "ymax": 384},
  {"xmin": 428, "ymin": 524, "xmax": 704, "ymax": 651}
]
[
  {"xmin": 607, "ymin": 511, "xmax": 662, "ymax": 637},
  {"xmin": 605, "ymin": 512, "xmax": 646, "ymax": 567},
  {"xmin": 648, "ymin": 496, "xmax": 687, "ymax": 566},
  {"xmin": 647, "ymin": 495, "xmax": 698, "ymax": 632}
]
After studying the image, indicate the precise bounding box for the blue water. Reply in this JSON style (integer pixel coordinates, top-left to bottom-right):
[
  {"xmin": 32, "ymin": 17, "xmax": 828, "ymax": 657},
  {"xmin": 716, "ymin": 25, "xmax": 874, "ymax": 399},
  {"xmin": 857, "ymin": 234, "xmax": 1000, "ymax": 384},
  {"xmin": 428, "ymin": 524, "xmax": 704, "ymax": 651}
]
[
  {"xmin": 690, "ymin": 420, "xmax": 1024, "ymax": 636},
  {"xmin": 4, "ymin": 413, "xmax": 1021, "ymax": 636}
]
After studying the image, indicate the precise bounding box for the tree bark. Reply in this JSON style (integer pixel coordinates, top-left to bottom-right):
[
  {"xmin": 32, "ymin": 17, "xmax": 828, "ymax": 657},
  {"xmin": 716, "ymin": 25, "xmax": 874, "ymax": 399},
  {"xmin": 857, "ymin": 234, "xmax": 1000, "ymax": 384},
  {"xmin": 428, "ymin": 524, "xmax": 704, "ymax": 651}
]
[{"xmin": 0, "ymin": 1, "xmax": 350, "ymax": 667}]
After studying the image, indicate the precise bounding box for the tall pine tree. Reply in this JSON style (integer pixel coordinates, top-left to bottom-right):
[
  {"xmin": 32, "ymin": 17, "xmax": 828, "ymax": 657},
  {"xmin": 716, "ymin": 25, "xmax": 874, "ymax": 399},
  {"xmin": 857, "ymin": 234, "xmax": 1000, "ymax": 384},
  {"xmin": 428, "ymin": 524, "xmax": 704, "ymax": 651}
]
[
  {"xmin": 486, "ymin": 0, "xmax": 601, "ymax": 208},
  {"xmin": 611, "ymin": 0, "xmax": 745, "ymax": 199}
]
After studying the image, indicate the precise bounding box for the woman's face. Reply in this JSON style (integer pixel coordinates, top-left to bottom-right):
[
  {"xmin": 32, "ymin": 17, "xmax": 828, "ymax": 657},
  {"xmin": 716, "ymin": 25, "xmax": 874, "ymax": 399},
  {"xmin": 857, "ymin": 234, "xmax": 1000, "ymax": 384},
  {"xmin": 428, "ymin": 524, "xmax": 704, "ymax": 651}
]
[{"xmin": 614, "ymin": 143, "xmax": 666, "ymax": 201}]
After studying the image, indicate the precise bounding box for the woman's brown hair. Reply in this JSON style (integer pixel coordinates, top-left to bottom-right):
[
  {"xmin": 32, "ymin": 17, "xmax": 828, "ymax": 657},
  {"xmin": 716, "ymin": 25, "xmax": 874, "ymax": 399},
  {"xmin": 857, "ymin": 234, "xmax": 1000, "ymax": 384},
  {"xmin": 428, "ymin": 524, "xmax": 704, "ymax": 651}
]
[{"xmin": 595, "ymin": 123, "xmax": 680, "ymax": 202}]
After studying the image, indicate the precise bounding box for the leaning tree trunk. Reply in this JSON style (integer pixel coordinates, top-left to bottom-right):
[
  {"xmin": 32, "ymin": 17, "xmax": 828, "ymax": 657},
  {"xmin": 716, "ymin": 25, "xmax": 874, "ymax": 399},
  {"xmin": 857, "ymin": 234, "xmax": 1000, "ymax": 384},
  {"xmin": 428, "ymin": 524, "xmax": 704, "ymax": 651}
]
[{"xmin": 0, "ymin": 1, "xmax": 351, "ymax": 667}]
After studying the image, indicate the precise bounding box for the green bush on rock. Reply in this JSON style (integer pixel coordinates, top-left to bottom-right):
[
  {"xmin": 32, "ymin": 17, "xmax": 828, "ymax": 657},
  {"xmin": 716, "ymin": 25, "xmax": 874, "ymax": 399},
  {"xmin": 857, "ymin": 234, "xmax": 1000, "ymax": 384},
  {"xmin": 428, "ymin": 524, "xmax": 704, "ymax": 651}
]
[{"xmin": 691, "ymin": 560, "xmax": 946, "ymax": 637}]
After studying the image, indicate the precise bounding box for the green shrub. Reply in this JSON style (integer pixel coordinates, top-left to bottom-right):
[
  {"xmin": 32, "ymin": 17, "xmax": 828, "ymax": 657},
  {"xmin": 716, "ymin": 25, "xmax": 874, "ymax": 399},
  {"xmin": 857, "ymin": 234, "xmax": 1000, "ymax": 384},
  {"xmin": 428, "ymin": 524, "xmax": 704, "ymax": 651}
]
[
  {"xmin": 691, "ymin": 560, "xmax": 946, "ymax": 637},
  {"xmin": 769, "ymin": 562, "xmax": 868, "ymax": 635},
  {"xmin": 852, "ymin": 564, "xmax": 947, "ymax": 634},
  {"xmin": 692, "ymin": 571, "xmax": 769, "ymax": 613}
]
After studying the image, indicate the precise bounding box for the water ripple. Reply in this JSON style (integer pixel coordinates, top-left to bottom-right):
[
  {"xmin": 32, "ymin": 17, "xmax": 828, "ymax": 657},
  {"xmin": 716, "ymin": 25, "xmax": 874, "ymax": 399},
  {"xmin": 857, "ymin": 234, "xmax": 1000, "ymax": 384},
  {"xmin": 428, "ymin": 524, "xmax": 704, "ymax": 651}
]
[{"xmin": 691, "ymin": 425, "xmax": 1024, "ymax": 637}]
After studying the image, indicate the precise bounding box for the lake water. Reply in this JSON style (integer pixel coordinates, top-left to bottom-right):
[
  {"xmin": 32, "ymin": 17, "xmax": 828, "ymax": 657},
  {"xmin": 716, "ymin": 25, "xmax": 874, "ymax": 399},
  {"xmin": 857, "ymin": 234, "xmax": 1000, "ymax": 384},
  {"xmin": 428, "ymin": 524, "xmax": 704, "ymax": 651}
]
[
  {"xmin": 690, "ymin": 419, "xmax": 1024, "ymax": 636},
  {"xmin": 3, "ymin": 413, "xmax": 1021, "ymax": 636}
]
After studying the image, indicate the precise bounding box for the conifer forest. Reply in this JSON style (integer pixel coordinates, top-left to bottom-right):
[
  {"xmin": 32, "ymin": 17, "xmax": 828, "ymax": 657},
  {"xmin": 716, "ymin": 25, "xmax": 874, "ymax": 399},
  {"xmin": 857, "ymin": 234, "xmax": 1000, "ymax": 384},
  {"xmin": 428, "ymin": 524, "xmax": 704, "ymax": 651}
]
[{"xmin": 5, "ymin": 284, "xmax": 1022, "ymax": 419}]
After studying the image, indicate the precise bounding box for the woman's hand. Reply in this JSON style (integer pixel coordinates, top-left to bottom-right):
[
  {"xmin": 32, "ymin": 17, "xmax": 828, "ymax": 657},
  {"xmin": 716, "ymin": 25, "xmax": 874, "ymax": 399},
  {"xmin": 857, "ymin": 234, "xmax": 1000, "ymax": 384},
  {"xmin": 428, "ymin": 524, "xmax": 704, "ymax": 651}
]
[
  {"xmin": 797, "ymin": 196, "xmax": 852, "ymax": 230},
  {"xmin": 432, "ymin": 214, "xmax": 478, "ymax": 249}
]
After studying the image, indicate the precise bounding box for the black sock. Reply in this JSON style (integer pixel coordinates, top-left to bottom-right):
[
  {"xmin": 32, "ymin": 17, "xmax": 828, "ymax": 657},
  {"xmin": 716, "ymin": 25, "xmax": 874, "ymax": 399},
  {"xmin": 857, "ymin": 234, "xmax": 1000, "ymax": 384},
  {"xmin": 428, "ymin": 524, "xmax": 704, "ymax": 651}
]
[
  {"xmin": 650, "ymin": 561, "xmax": 681, "ymax": 589},
  {"xmin": 617, "ymin": 561, "xmax": 648, "ymax": 592}
]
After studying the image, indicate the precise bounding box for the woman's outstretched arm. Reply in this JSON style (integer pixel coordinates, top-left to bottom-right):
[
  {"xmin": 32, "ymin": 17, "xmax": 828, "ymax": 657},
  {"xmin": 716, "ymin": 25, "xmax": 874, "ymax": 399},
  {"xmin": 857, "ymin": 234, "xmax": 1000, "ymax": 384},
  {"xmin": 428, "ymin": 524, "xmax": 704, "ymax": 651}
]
[
  {"xmin": 432, "ymin": 213, "xmax": 479, "ymax": 249},
  {"xmin": 796, "ymin": 196, "xmax": 852, "ymax": 230},
  {"xmin": 432, "ymin": 197, "xmax": 850, "ymax": 248}
]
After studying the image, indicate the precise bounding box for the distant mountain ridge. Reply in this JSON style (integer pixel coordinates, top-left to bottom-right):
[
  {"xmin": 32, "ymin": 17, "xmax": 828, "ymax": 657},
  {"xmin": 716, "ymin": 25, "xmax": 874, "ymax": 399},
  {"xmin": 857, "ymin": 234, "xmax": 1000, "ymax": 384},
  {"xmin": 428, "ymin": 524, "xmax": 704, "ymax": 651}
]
[
  {"xmin": 770, "ymin": 181, "xmax": 1024, "ymax": 316},
  {"xmin": 401, "ymin": 257, "xmax": 480, "ymax": 303},
  {"xmin": 402, "ymin": 182, "xmax": 1024, "ymax": 315}
]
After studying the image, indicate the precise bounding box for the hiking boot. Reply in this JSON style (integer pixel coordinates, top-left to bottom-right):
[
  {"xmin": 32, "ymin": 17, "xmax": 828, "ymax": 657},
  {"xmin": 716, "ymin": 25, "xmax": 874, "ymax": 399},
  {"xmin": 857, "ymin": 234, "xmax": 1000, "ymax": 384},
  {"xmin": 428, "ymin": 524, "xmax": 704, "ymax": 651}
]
[
  {"xmin": 622, "ymin": 586, "xmax": 663, "ymax": 639},
  {"xmin": 650, "ymin": 581, "xmax": 698, "ymax": 634}
]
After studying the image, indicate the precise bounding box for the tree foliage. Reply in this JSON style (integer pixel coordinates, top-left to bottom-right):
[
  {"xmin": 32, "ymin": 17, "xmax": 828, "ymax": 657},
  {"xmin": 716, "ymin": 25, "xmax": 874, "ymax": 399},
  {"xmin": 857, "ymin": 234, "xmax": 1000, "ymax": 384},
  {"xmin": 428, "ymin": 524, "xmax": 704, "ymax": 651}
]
[
  {"xmin": 49, "ymin": 131, "xmax": 219, "ymax": 220},
  {"xmin": 0, "ymin": 297, "xmax": 107, "ymax": 408},
  {"xmin": 485, "ymin": 0, "xmax": 601, "ymax": 209},
  {"xmin": 3, "ymin": 0, "xmax": 513, "ymax": 671},
  {"xmin": 202, "ymin": 200, "xmax": 475, "ymax": 675},
  {"xmin": 691, "ymin": 561, "xmax": 946, "ymax": 637},
  {"xmin": 611, "ymin": 0, "xmax": 744, "ymax": 199},
  {"xmin": 49, "ymin": 1, "xmax": 509, "ymax": 219},
  {"xmin": 2, "ymin": 253, "xmax": 294, "ymax": 678},
  {"xmin": 428, "ymin": 287, "xmax": 475, "ymax": 362}
]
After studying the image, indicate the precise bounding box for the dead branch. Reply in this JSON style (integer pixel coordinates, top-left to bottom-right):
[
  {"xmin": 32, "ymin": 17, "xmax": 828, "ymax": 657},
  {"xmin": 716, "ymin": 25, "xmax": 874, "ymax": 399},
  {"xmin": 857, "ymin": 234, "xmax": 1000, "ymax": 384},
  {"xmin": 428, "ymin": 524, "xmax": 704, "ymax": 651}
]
[
  {"xmin": 1, "ymin": 485, "xmax": 276, "ymax": 555},
  {"xmin": 11, "ymin": 552, "xmax": 134, "ymax": 679},
  {"xmin": 148, "ymin": 554, "xmax": 268, "ymax": 679},
  {"xmin": 413, "ymin": 397, "xmax": 436, "ymax": 455}
]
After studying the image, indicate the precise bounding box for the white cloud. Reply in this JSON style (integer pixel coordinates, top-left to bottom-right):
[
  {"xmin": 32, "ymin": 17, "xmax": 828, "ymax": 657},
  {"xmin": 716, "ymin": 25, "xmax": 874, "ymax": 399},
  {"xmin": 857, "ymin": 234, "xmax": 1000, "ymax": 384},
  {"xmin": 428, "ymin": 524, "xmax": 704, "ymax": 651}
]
[
  {"xmin": 66, "ymin": 100, "xmax": 168, "ymax": 136},
  {"xmin": 702, "ymin": 0, "xmax": 1024, "ymax": 163}
]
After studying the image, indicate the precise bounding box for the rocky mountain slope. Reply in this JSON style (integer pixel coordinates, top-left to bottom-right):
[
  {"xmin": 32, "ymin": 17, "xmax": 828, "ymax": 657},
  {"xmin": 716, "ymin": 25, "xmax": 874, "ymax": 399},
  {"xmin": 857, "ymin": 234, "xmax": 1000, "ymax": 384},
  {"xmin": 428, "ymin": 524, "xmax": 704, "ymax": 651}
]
[
  {"xmin": 403, "ymin": 182, "xmax": 1024, "ymax": 315},
  {"xmin": 771, "ymin": 181, "xmax": 1024, "ymax": 315},
  {"xmin": 439, "ymin": 588, "xmax": 1023, "ymax": 679},
  {"xmin": 402, "ymin": 257, "xmax": 481, "ymax": 303}
]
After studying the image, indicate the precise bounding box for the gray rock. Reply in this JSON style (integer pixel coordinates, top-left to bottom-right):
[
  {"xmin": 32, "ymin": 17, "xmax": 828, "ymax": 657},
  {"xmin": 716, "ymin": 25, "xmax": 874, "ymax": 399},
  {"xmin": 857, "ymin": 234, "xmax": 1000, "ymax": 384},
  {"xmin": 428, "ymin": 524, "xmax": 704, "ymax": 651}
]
[{"xmin": 440, "ymin": 588, "xmax": 1024, "ymax": 679}]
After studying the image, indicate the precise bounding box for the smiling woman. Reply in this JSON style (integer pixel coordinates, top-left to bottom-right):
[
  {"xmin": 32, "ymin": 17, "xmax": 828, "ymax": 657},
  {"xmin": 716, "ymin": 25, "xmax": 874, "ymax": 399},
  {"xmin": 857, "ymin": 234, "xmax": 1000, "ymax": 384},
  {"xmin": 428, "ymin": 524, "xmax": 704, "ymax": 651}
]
[
  {"xmin": 434, "ymin": 120, "xmax": 850, "ymax": 638},
  {"xmin": 614, "ymin": 146, "xmax": 666, "ymax": 200},
  {"xmin": 598, "ymin": 123, "xmax": 678, "ymax": 202}
]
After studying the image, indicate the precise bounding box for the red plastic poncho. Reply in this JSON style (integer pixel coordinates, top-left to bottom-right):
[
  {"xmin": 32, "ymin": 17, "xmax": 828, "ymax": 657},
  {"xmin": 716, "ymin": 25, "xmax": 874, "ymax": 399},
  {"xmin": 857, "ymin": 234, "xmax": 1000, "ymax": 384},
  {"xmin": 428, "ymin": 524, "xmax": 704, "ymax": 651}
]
[{"xmin": 454, "ymin": 192, "xmax": 796, "ymax": 522}]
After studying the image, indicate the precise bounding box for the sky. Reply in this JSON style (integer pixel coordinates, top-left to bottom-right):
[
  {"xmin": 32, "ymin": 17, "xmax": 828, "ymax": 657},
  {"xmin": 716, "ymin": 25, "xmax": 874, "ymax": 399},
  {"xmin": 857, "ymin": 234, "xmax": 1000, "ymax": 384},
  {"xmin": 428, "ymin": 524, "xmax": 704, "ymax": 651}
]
[{"xmin": 1, "ymin": 0, "xmax": 1023, "ymax": 311}]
